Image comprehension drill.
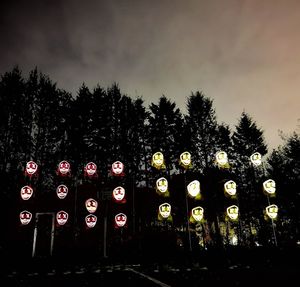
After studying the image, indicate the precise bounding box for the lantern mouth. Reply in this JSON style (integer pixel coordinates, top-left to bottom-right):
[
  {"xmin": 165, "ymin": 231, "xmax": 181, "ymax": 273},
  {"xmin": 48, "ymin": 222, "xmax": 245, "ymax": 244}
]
[{"xmin": 187, "ymin": 180, "xmax": 200, "ymax": 197}]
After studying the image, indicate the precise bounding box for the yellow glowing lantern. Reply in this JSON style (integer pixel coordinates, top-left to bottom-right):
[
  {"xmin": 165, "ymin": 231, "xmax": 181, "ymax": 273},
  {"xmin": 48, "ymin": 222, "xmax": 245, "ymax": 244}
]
[
  {"xmin": 215, "ymin": 151, "xmax": 229, "ymax": 168},
  {"xmin": 250, "ymin": 152, "xmax": 262, "ymax": 166},
  {"xmin": 226, "ymin": 205, "xmax": 239, "ymax": 221},
  {"xmin": 151, "ymin": 152, "xmax": 166, "ymax": 170},
  {"xmin": 179, "ymin": 151, "xmax": 192, "ymax": 169},
  {"xmin": 190, "ymin": 206, "xmax": 204, "ymax": 223},
  {"xmin": 187, "ymin": 180, "xmax": 201, "ymax": 199},
  {"xmin": 265, "ymin": 204, "xmax": 278, "ymax": 220},
  {"xmin": 263, "ymin": 179, "xmax": 276, "ymax": 195},
  {"xmin": 158, "ymin": 203, "xmax": 172, "ymax": 221},
  {"xmin": 156, "ymin": 177, "xmax": 169, "ymax": 196},
  {"xmin": 224, "ymin": 180, "xmax": 237, "ymax": 197}
]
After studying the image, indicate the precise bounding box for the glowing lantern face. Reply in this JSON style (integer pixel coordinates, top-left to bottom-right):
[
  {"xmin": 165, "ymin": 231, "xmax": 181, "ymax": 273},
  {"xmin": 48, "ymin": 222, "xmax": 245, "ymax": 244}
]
[
  {"xmin": 20, "ymin": 211, "xmax": 32, "ymax": 225},
  {"xmin": 159, "ymin": 203, "xmax": 171, "ymax": 219},
  {"xmin": 156, "ymin": 177, "xmax": 168, "ymax": 193},
  {"xmin": 216, "ymin": 151, "xmax": 228, "ymax": 166},
  {"xmin": 56, "ymin": 185, "xmax": 68, "ymax": 199},
  {"xmin": 192, "ymin": 206, "xmax": 204, "ymax": 222},
  {"xmin": 56, "ymin": 211, "xmax": 68, "ymax": 225},
  {"xmin": 26, "ymin": 161, "xmax": 38, "ymax": 176},
  {"xmin": 85, "ymin": 162, "xmax": 97, "ymax": 176},
  {"xmin": 85, "ymin": 198, "xmax": 98, "ymax": 213},
  {"xmin": 266, "ymin": 204, "xmax": 278, "ymax": 219},
  {"xmin": 85, "ymin": 214, "xmax": 97, "ymax": 228},
  {"xmin": 111, "ymin": 161, "xmax": 124, "ymax": 176},
  {"xmin": 20, "ymin": 186, "xmax": 33, "ymax": 200},
  {"xmin": 115, "ymin": 213, "xmax": 127, "ymax": 227},
  {"xmin": 180, "ymin": 152, "xmax": 191, "ymax": 167},
  {"xmin": 224, "ymin": 180, "xmax": 237, "ymax": 196},
  {"xmin": 187, "ymin": 180, "xmax": 200, "ymax": 198},
  {"xmin": 113, "ymin": 186, "xmax": 125, "ymax": 201},
  {"xmin": 227, "ymin": 205, "xmax": 239, "ymax": 220},
  {"xmin": 151, "ymin": 152, "xmax": 165, "ymax": 169},
  {"xmin": 58, "ymin": 160, "xmax": 70, "ymax": 175},
  {"xmin": 250, "ymin": 152, "xmax": 262, "ymax": 166},
  {"xmin": 263, "ymin": 179, "xmax": 276, "ymax": 194}
]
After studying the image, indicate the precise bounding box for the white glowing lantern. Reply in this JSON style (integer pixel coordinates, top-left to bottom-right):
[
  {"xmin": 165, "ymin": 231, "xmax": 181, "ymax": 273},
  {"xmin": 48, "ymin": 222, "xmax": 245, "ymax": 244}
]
[
  {"xmin": 85, "ymin": 214, "xmax": 97, "ymax": 228},
  {"xmin": 191, "ymin": 206, "xmax": 204, "ymax": 222},
  {"xmin": 85, "ymin": 198, "xmax": 98, "ymax": 213},
  {"xmin": 215, "ymin": 151, "xmax": 228, "ymax": 166},
  {"xmin": 111, "ymin": 161, "xmax": 124, "ymax": 176},
  {"xmin": 156, "ymin": 177, "xmax": 168, "ymax": 194},
  {"xmin": 56, "ymin": 210, "xmax": 68, "ymax": 225},
  {"xmin": 159, "ymin": 203, "xmax": 171, "ymax": 219},
  {"xmin": 266, "ymin": 204, "xmax": 278, "ymax": 220},
  {"xmin": 179, "ymin": 151, "xmax": 192, "ymax": 168},
  {"xmin": 115, "ymin": 213, "xmax": 127, "ymax": 228},
  {"xmin": 25, "ymin": 161, "xmax": 38, "ymax": 176},
  {"xmin": 226, "ymin": 205, "xmax": 239, "ymax": 221},
  {"xmin": 187, "ymin": 180, "xmax": 201, "ymax": 198},
  {"xmin": 224, "ymin": 180, "xmax": 237, "ymax": 196},
  {"xmin": 20, "ymin": 186, "xmax": 33, "ymax": 200},
  {"xmin": 151, "ymin": 152, "xmax": 165, "ymax": 169},
  {"xmin": 250, "ymin": 152, "xmax": 262, "ymax": 166},
  {"xmin": 113, "ymin": 186, "xmax": 126, "ymax": 202},
  {"xmin": 20, "ymin": 210, "xmax": 32, "ymax": 225},
  {"xmin": 263, "ymin": 179, "xmax": 276, "ymax": 195},
  {"xmin": 58, "ymin": 160, "xmax": 71, "ymax": 175},
  {"xmin": 56, "ymin": 185, "xmax": 68, "ymax": 199},
  {"xmin": 85, "ymin": 162, "xmax": 97, "ymax": 177}
]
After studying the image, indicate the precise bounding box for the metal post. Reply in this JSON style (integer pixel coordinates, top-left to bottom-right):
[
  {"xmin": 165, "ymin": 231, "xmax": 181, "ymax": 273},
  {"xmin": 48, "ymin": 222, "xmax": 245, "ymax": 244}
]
[{"xmin": 184, "ymin": 171, "xmax": 192, "ymax": 251}]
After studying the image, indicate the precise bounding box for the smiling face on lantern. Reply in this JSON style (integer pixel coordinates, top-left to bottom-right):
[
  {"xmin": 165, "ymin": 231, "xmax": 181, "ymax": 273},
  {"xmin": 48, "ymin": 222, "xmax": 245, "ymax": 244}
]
[
  {"xmin": 56, "ymin": 211, "xmax": 68, "ymax": 225},
  {"xmin": 20, "ymin": 210, "xmax": 32, "ymax": 225},
  {"xmin": 266, "ymin": 204, "xmax": 278, "ymax": 220},
  {"xmin": 21, "ymin": 186, "xmax": 33, "ymax": 200},
  {"xmin": 187, "ymin": 180, "xmax": 200, "ymax": 197},
  {"xmin": 85, "ymin": 198, "xmax": 98, "ymax": 213},
  {"xmin": 56, "ymin": 185, "xmax": 68, "ymax": 199},
  {"xmin": 85, "ymin": 214, "xmax": 97, "ymax": 228},
  {"xmin": 85, "ymin": 162, "xmax": 97, "ymax": 176},
  {"xmin": 250, "ymin": 152, "xmax": 262, "ymax": 166},
  {"xmin": 263, "ymin": 179, "xmax": 276, "ymax": 194},
  {"xmin": 112, "ymin": 161, "xmax": 124, "ymax": 175},
  {"xmin": 156, "ymin": 177, "xmax": 168, "ymax": 193},
  {"xmin": 224, "ymin": 180, "xmax": 237, "ymax": 196},
  {"xmin": 26, "ymin": 161, "xmax": 38, "ymax": 175},
  {"xmin": 113, "ymin": 186, "xmax": 125, "ymax": 202},
  {"xmin": 227, "ymin": 205, "xmax": 239, "ymax": 220},
  {"xmin": 58, "ymin": 160, "xmax": 70, "ymax": 175},
  {"xmin": 180, "ymin": 151, "xmax": 191, "ymax": 167},
  {"xmin": 152, "ymin": 152, "xmax": 164, "ymax": 168},
  {"xmin": 159, "ymin": 203, "xmax": 171, "ymax": 219},
  {"xmin": 192, "ymin": 206, "xmax": 204, "ymax": 222},
  {"xmin": 216, "ymin": 151, "xmax": 228, "ymax": 166},
  {"xmin": 115, "ymin": 213, "xmax": 127, "ymax": 227}
]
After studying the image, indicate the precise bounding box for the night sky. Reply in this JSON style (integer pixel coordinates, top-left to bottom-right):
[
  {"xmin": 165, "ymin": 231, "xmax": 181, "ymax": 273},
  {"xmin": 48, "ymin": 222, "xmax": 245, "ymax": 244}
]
[{"xmin": 1, "ymin": 0, "xmax": 299, "ymax": 150}]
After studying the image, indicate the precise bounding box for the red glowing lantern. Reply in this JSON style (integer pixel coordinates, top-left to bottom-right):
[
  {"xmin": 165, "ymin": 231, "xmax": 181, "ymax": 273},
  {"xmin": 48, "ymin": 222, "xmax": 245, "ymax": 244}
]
[
  {"xmin": 56, "ymin": 210, "xmax": 68, "ymax": 225},
  {"xmin": 111, "ymin": 161, "xmax": 125, "ymax": 176},
  {"xmin": 25, "ymin": 161, "xmax": 38, "ymax": 177},
  {"xmin": 85, "ymin": 214, "xmax": 97, "ymax": 228},
  {"xmin": 84, "ymin": 162, "xmax": 97, "ymax": 178},
  {"xmin": 57, "ymin": 160, "xmax": 71, "ymax": 176},
  {"xmin": 114, "ymin": 213, "xmax": 127, "ymax": 228},
  {"xmin": 20, "ymin": 210, "xmax": 32, "ymax": 225},
  {"xmin": 85, "ymin": 198, "xmax": 98, "ymax": 213},
  {"xmin": 20, "ymin": 185, "xmax": 33, "ymax": 200},
  {"xmin": 56, "ymin": 185, "xmax": 68, "ymax": 199},
  {"xmin": 112, "ymin": 186, "xmax": 126, "ymax": 203}
]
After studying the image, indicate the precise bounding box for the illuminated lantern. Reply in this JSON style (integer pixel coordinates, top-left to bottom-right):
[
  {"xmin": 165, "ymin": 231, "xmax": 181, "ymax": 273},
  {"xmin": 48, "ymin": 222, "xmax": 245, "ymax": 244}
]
[
  {"xmin": 115, "ymin": 213, "xmax": 127, "ymax": 228},
  {"xmin": 215, "ymin": 151, "xmax": 228, "ymax": 167},
  {"xmin": 265, "ymin": 204, "xmax": 278, "ymax": 220},
  {"xmin": 187, "ymin": 180, "xmax": 201, "ymax": 199},
  {"xmin": 226, "ymin": 205, "xmax": 239, "ymax": 221},
  {"xmin": 85, "ymin": 214, "xmax": 97, "ymax": 228},
  {"xmin": 151, "ymin": 152, "xmax": 166, "ymax": 170},
  {"xmin": 250, "ymin": 152, "xmax": 262, "ymax": 166},
  {"xmin": 224, "ymin": 180, "xmax": 237, "ymax": 197},
  {"xmin": 56, "ymin": 210, "xmax": 68, "ymax": 225},
  {"xmin": 179, "ymin": 151, "xmax": 192, "ymax": 169},
  {"xmin": 57, "ymin": 160, "xmax": 71, "ymax": 176},
  {"xmin": 156, "ymin": 177, "xmax": 169, "ymax": 196},
  {"xmin": 112, "ymin": 186, "xmax": 126, "ymax": 203},
  {"xmin": 84, "ymin": 162, "xmax": 97, "ymax": 177},
  {"xmin": 20, "ymin": 185, "xmax": 33, "ymax": 200},
  {"xmin": 111, "ymin": 161, "xmax": 125, "ymax": 176},
  {"xmin": 56, "ymin": 184, "xmax": 68, "ymax": 199},
  {"xmin": 85, "ymin": 198, "xmax": 98, "ymax": 213},
  {"xmin": 25, "ymin": 161, "xmax": 38, "ymax": 177},
  {"xmin": 190, "ymin": 206, "xmax": 204, "ymax": 223},
  {"xmin": 20, "ymin": 210, "xmax": 32, "ymax": 225},
  {"xmin": 263, "ymin": 179, "xmax": 276, "ymax": 195},
  {"xmin": 158, "ymin": 203, "xmax": 172, "ymax": 220}
]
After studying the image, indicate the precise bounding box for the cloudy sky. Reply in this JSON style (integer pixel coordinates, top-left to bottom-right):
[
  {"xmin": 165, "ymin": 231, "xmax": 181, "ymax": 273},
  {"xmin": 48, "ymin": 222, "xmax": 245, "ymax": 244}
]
[{"xmin": 1, "ymin": 0, "xmax": 299, "ymax": 151}]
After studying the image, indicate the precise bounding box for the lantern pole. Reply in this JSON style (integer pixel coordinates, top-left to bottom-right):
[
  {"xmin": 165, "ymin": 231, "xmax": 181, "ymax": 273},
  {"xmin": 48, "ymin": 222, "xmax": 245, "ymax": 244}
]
[{"xmin": 184, "ymin": 170, "xmax": 192, "ymax": 252}]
